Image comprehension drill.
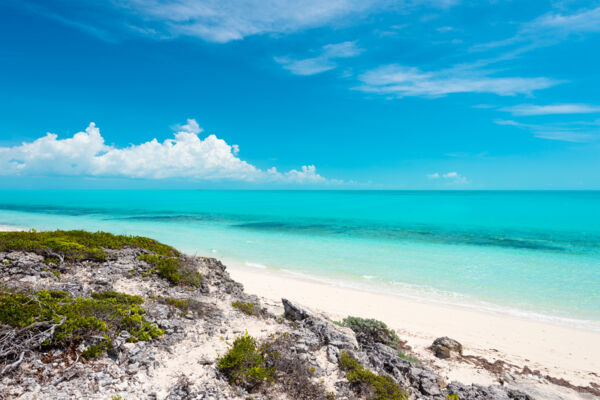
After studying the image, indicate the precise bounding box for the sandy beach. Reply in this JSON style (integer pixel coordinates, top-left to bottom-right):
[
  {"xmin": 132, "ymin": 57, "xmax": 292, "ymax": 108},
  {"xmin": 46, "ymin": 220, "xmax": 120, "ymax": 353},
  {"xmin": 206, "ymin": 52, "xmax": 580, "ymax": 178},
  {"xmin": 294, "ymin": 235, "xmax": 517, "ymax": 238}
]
[{"xmin": 228, "ymin": 264, "xmax": 600, "ymax": 392}]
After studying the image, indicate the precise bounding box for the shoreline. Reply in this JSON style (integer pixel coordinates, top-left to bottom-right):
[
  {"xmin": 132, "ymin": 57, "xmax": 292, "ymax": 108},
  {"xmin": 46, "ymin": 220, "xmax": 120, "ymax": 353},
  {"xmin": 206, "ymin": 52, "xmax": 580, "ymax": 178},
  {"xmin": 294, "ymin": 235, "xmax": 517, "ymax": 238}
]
[
  {"xmin": 222, "ymin": 257, "xmax": 600, "ymax": 334},
  {"xmin": 227, "ymin": 262, "xmax": 600, "ymax": 389}
]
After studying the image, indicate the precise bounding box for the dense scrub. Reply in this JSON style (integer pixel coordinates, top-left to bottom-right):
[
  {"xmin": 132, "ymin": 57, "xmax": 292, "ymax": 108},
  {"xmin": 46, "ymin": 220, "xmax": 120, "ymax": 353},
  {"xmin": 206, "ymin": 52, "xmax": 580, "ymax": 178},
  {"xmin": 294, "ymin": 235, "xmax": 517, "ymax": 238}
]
[
  {"xmin": 217, "ymin": 332, "xmax": 334, "ymax": 399},
  {"xmin": 137, "ymin": 254, "xmax": 202, "ymax": 287},
  {"xmin": 216, "ymin": 333, "xmax": 274, "ymax": 389},
  {"xmin": 0, "ymin": 288, "xmax": 163, "ymax": 373},
  {"xmin": 340, "ymin": 351, "xmax": 408, "ymax": 400},
  {"xmin": 340, "ymin": 317, "xmax": 418, "ymax": 363},
  {"xmin": 156, "ymin": 296, "xmax": 209, "ymax": 318},
  {"xmin": 0, "ymin": 230, "xmax": 178, "ymax": 262}
]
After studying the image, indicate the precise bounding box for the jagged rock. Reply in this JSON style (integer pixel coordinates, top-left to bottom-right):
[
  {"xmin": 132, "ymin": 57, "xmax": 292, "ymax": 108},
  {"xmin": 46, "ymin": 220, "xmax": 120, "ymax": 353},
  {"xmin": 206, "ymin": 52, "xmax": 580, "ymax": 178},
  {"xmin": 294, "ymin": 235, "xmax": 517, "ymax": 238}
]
[
  {"xmin": 282, "ymin": 298, "xmax": 358, "ymax": 350},
  {"xmin": 431, "ymin": 336, "xmax": 463, "ymax": 359}
]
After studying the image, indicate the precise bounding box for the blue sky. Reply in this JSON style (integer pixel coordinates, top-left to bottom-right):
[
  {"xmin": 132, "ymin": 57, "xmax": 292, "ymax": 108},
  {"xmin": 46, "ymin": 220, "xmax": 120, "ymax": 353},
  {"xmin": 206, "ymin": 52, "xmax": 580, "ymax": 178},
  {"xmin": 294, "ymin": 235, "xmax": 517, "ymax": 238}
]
[{"xmin": 0, "ymin": 0, "xmax": 599, "ymax": 189}]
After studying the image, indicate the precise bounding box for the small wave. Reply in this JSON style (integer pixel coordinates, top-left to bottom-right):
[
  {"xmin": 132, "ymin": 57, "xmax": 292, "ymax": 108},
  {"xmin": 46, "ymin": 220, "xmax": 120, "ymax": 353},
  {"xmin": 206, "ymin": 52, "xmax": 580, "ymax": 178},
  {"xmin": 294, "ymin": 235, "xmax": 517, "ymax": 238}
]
[
  {"xmin": 245, "ymin": 262, "xmax": 268, "ymax": 269},
  {"xmin": 362, "ymin": 275, "xmax": 376, "ymax": 280},
  {"xmin": 211, "ymin": 249, "xmax": 217, "ymax": 253},
  {"xmin": 0, "ymin": 224, "xmax": 26, "ymax": 232}
]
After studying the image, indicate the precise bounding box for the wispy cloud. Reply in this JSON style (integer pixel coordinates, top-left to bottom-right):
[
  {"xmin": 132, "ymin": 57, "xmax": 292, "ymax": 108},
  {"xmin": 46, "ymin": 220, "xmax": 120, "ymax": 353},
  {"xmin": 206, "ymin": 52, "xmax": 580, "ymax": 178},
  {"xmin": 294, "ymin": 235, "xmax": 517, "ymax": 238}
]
[
  {"xmin": 11, "ymin": 0, "xmax": 464, "ymax": 43},
  {"xmin": 427, "ymin": 171, "xmax": 468, "ymax": 184},
  {"xmin": 356, "ymin": 64, "xmax": 559, "ymax": 97},
  {"xmin": 275, "ymin": 41, "xmax": 363, "ymax": 75},
  {"xmin": 494, "ymin": 119, "xmax": 599, "ymax": 142},
  {"xmin": 0, "ymin": 119, "xmax": 335, "ymax": 184},
  {"xmin": 473, "ymin": 6, "xmax": 600, "ymax": 53},
  {"xmin": 501, "ymin": 104, "xmax": 600, "ymax": 116},
  {"xmin": 529, "ymin": 6, "xmax": 600, "ymax": 34}
]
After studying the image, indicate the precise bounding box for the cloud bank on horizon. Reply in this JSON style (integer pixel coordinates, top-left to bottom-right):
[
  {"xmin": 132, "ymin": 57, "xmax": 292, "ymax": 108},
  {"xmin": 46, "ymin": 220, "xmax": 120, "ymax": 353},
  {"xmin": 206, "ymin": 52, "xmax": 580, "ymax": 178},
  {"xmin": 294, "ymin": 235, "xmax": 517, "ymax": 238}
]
[{"xmin": 0, "ymin": 120, "xmax": 331, "ymax": 184}]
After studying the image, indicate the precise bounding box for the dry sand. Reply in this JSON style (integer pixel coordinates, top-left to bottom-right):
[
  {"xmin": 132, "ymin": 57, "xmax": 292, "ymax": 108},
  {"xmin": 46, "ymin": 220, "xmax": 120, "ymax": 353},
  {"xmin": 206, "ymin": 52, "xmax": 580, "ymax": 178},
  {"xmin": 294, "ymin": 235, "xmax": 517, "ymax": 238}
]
[{"xmin": 227, "ymin": 263, "xmax": 600, "ymax": 392}]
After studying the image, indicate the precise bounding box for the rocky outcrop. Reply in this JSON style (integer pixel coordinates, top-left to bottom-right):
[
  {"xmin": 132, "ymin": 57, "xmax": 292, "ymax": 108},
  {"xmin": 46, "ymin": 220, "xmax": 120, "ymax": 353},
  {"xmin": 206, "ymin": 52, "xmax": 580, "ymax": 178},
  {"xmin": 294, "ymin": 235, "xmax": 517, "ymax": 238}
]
[{"xmin": 1, "ymin": 247, "xmax": 534, "ymax": 400}]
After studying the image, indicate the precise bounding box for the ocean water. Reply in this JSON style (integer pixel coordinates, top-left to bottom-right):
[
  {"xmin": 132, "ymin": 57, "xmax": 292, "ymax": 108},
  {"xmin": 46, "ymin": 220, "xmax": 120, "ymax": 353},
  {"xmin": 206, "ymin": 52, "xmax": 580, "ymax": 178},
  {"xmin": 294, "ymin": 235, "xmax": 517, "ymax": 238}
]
[{"xmin": 1, "ymin": 190, "xmax": 599, "ymax": 330}]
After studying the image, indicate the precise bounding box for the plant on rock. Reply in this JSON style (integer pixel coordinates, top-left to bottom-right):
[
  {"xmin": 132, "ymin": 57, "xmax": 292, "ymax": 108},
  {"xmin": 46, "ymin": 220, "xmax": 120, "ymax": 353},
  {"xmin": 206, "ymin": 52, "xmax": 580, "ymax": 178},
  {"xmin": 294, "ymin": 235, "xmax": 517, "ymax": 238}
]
[
  {"xmin": 339, "ymin": 351, "xmax": 408, "ymax": 400},
  {"xmin": 217, "ymin": 333, "xmax": 274, "ymax": 389}
]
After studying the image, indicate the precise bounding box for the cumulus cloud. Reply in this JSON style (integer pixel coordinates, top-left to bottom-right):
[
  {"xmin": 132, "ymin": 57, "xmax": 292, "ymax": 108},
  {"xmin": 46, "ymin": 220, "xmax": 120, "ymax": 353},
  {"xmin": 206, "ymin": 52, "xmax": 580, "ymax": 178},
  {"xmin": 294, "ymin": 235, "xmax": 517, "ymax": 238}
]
[
  {"xmin": 357, "ymin": 64, "xmax": 558, "ymax": 97},
  {"xmin": 500, "ymin": 104, "xmax": 600, "ymax": 116},
  {"xmin": 427, "ymin": 171, "xmax": 468, "ymax": 184},
  {"xmin": 0, "ymin": 120, "xmax": 333, "ymax": 184},
  {"xmin": 275, "ymin": 41, "xmax": 363, "ymax": 76}
]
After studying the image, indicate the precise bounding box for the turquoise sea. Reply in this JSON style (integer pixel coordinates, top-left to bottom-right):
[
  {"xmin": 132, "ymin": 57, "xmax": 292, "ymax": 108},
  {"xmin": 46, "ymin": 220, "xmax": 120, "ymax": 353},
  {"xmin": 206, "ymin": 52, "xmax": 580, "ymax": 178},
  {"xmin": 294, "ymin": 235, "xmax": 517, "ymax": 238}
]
[{"xmin": 1, "ymin": 190, "xmax": 599, "ymax": 330}]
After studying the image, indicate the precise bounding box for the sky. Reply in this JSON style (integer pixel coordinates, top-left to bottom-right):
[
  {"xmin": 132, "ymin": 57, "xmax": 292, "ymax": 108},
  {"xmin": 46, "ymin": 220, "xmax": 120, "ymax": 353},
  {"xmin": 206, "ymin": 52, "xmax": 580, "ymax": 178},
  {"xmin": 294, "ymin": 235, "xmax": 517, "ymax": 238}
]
[{"xmin": 0, "ymin": 0, "xmax": 599, "ymax": 189}]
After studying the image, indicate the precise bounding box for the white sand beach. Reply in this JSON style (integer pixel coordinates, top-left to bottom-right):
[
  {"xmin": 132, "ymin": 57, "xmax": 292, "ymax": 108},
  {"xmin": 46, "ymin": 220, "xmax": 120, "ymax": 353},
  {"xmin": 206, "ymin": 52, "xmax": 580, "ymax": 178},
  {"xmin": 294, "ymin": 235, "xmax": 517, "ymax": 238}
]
[{"xmin": 228, "ymin": 264, "xmax": 600, "ymax": 394}]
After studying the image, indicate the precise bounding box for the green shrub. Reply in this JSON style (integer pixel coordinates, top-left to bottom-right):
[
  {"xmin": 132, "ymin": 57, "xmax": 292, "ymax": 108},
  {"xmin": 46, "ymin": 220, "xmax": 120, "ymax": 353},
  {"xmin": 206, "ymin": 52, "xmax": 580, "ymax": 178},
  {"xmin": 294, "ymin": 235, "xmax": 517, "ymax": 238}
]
[
  {"xmin": 340, "ymin": 317, "xmax": 400, "ymax": 348},
  {"xmin": 217, "ymin": 333, "xmax": 274, "ymax": 389},
  {"xmin": 340, "ymin": 316, "xmax": 418, "ymax": 364},
  {"xmin": 231, "ymin": 301, "xmax": 258, "ymax": 316},
  {"xmin": 0, "ymin": 230, "xmax": 178, "ymax": 262},
  {"xmin": 446, "ymin": 393, "xmax": 459, "ymax": 400},
  {"xmin": 339, "ymin": 351, "xmax": 408, "ymax": 400},
  {"xmin": 0, "ymin": 288, "xmax": 163, "ymax": 358},
  {"xmin": 137, "ymin": 254, "xmax": 202, "ymax": 287},
  {"xmin": 81, "ymin": 337, "xmax": 112, "ymax": 358},
  {"xmin": 164, "ymin": 297, "xmax": 190, "ymax": 311}
]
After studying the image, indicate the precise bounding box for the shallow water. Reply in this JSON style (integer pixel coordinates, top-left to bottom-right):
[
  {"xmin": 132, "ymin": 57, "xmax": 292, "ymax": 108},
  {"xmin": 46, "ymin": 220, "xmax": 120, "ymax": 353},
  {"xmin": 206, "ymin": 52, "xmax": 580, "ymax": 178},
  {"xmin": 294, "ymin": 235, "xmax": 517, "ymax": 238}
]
[{"xmin": 1, "ymin": 190, "xmax": 599, "ymax": 329}]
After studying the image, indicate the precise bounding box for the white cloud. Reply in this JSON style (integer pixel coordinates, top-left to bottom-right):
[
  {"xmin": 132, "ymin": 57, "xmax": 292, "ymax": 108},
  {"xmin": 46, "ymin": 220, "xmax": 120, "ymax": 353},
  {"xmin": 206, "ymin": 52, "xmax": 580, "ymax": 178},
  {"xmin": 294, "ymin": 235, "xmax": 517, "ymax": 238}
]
[
  {"xmin": 494, "ymin": 119, "xmax": 598, "ymax": 142},
  {"xmin": 357, "ymin": 64, "xmax": 558, "ymax": 97},
  {"xmin": 501, "ymin": 104, "xmax": 600, "ymax": 116},
  {"xmin": 275, "ymin": 41, "xmax": 363, "ymax": 76},
  {"xmin": 17, "ymin": 0, "xmax": 462, "ymax": 44},
  {"xmin": 473, "ymin": 6, "xmax": 600, "ymax": 54},
  {"xmin": 427, "ymin": 171, "xmax": 468, "ymax": 184},
  {"xmin": 0, "ymin": 119, "xmax": 333, "ymax": 184},
  {"xmin": 529, "ymin": 6, "xmax": 600, "ymax": 34},
  {"xmin": 109, "ymin": 0, "xmax": 387, "ymax": 43}
]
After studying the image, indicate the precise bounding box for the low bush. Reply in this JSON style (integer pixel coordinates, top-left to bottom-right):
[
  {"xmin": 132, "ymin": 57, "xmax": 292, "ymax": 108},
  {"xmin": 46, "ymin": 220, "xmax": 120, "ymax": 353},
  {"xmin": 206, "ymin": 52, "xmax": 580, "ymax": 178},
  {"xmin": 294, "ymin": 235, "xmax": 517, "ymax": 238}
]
[
  {"xmin": 339, "ymin": 351, "xmax": 408, "ymax": 400},
  {"xmin": 0, "ymin": 288, "xmax": 163, "ymax": 367},
  {"xmin": 231, "ymin": 301, "xmax": 258, "ymax": 316},
  {"xmin": 0, "ymin": 230, "xmax": 178, "ymax": 262},
  {"xmin": 340, "ymin": 316, "xmax": 418, "ymax": 364},
  {"xmin": 261, "ymin": 332, "xmax": 336, "ymax": 400},
  {"xmin": 218, "ymin": 332, "xmax": 335, "ymax": 399},
  {"xmin": 137, "ymin": 254, "xmax": 202, "ymax": 287},
  {"xmin": 217, "ymin": 333, "xmax": 274, "ymax": 389}
]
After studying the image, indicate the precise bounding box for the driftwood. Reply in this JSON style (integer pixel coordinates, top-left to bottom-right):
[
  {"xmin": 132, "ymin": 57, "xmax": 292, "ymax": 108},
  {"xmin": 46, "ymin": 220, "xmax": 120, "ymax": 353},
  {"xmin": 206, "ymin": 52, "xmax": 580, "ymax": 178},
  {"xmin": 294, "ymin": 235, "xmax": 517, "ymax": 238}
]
[{"xmin": 0, "ymin": 317, "xmax": 66, "ymax": 375}]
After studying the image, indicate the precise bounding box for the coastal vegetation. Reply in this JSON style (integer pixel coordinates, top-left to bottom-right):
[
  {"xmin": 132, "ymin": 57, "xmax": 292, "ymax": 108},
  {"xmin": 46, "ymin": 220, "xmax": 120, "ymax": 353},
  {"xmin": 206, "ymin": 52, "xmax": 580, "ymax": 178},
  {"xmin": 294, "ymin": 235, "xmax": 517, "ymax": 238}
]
[
  {"xmin": 216, "ymin": 333, "xmax": 274, "ymax": 389},
  {"xmin": 339, "ymin": 316, "xmax": 418, "ymax": 364},
  {"xmin": 340, "ymin": 351, "xmax": 408, "ymax": 400},
  {"xmin": 0, "ymin": 230, "xmax": 178, "ymax": 262},
  {"xmin": 137, "ymin": 254, "xmax": 202, "ymax": 287},
  {"xmin": 231, "ymin": 301, "xmax": 258, "ymax": 316},
  {"xmin": 0, "ymin": 288, "xmax": 163, "ymax": 371},
  {"xmin": 218, "ymin": 332, "xmax": 336, "ymax": 399}
]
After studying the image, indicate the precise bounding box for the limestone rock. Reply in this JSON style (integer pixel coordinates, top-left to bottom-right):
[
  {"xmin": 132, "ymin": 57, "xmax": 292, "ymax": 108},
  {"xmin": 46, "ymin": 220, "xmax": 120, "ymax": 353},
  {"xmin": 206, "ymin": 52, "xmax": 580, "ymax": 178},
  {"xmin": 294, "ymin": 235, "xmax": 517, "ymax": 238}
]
[{"xmin": 431, "ymin": 336, "xmax": 463, "ymax": 358}]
